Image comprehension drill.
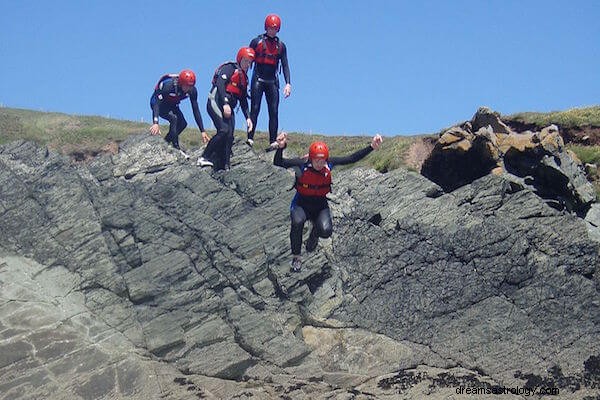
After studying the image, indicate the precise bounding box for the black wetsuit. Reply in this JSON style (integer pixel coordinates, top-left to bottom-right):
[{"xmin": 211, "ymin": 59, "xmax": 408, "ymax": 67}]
[
  {"xmin": 274, "ymin": 145, "xmax": 373, "ymax": 255},
  {"xmin": 150, "ymin": 76, "xmax": 204, "ymax": 149},
  {"xmin": 248, "ymin": 34, "xmax": 291, "ymax": 143},
  {"xmin": 202, "ymin": 63, "xmax": 250, "ymax": 170}
]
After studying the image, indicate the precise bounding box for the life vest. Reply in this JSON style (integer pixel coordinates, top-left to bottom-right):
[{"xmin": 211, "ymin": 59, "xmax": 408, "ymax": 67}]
[
  {"xmin": 255, "ymin": 36, "xmax": 280, "ymax": 66},
  {"xmin": 154, "ymin": 74, "xmax": 187, "ymax": 104},
  {"xmin": 212, "ymin": 63, "xmax": 248, "ymax": 98},
  {"xmin": 296, "ymin": 164, "xmax": 332, "ymax": 197}
]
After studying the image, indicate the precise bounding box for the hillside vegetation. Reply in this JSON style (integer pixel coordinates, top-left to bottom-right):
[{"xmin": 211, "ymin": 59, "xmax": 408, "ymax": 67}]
[
  {"xmin": 1, "ymin": 106, "xmax": 599, "ymax": 177},
  {"xmin": 0, "ymin": 107, "xmax": 417, "ymax": 172}
]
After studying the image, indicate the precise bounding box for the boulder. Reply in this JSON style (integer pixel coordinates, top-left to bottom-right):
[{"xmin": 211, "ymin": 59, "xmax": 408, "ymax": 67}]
[{"xmin": 422, "ymin": 107, "xmax": 597, "ymax": 215}]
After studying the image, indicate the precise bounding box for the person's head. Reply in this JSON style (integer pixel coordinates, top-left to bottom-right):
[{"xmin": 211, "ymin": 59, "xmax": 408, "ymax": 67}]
[
  {"xmin": 264, "ymin": 14, "xmax": 281, "ymax": 37},
  {"xmin": 236, "ymin": 47, "xmax": 255, "ymax": 72},
  {"xmin": 178, "ymin": 69, "xmax": 196, "ymax": 93},
  {"xmin": 309, "ymin": 141, "xmax": 329, "ymax": 171}
]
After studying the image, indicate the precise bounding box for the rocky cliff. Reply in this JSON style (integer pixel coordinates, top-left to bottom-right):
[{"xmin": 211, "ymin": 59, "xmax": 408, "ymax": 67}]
[{"xmin": 0, "ymin": 135, "xmax": 599, "ymax": 399}]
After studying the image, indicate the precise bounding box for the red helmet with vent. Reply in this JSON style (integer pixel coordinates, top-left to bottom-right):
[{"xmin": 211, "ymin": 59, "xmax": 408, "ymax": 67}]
[
  {"xmin": 309, "ymin": 141, "xmax": 329, "ymax": 160},
  {"xmin": 264, "ymin": 14, "xmax": 281, "ymax": 32}
]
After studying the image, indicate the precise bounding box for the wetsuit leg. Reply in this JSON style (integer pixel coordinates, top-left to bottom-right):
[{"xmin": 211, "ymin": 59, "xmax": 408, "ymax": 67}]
[
  {"xmin": 264, "ymin": 80, "xmax": 280, "ymax": 143},
  {"xmin": 290, "ymin": 205, "xmax": 307, "ymax": 256},
  {"xmin": 249, "ymin": 75, "xmax": 265, "ymax": 141},
  {"xmin": 170, "ymin": 108, "xmax": 187, "ymax": 149},
  {"xmin": 160, "ymin": 107, "xmax": 184, "ymax": 149},
  {"xmin": 203, "ymin": 100, "xmax": 229, "ymax": 170},
  {"xmin": 313, "ymin": 207, "xmax": 333, "ymax": 238},
  {"xmin": 223, "ymin": 117, "xmax": 235, "ymax": 169}
]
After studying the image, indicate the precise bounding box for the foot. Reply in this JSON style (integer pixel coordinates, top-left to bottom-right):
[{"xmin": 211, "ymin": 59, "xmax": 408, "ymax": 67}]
[
  {"xmin": 265, "ymin": 142, "xmax": 279, "ymax": 152},
  {"xmin": 197, "ymin": 157, "xmax": 214, "ymax": 167},
  {"xmin": 305, "ymin": 228, "xmax": 319, "ymax": 252},
  {"xmin": 290, "ymin": 257, "xmax": 302, "ymax": 272},
  {"xmin": 178, "ymin": 149, "xmax": 190, "ymax": 159},
  {"xmin": 246, "ymin": 138, "xmax": 254, "ymax": 147}
]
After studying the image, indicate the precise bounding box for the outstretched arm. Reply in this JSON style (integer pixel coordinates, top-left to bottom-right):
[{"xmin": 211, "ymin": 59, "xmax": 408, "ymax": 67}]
[
  {"xmin": 273, "ymin": 132, "xmax": 306, "ymax": 168},
  {"xmin": 328, "ymin": 134, "xmax": 383, "ymax": 166}
]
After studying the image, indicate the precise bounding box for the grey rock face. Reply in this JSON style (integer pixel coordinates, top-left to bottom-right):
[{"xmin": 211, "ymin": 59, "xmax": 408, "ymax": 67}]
[{"xmin": 0, "ymin": 135, "xmax": 599, "ymax": 399}]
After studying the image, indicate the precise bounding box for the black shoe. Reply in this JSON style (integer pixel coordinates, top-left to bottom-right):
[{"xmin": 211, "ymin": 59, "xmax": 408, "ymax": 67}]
[
  {"xmin": 305, "ymin": 229, "xmax": 319, "ymax": 252},
  {"xmin": 290, "ymin": 257, "xmax": 302, "ymax": 272}
]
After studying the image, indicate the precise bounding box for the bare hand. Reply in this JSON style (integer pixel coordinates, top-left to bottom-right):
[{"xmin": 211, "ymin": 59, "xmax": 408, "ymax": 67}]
[
  {"xmin": 223, "ymin": 104, "xmax": 232, "ymax": 119},
  {"xmin": 276, "ymin": 131, "xmax": 288, "ymax": 148},
  {"xmin": 246, "ymin": 118, "xmax": 253, "ymax": 133},
  {"xmin": 371, "ymin": 134, "xmax": 383, "ymax": 150},
  {"xmin": 283, "ymin": 84, "xmax": 292, "ymax": 98},
  {"xmin": 150, "ymin": 123, "xmax": 161, "ymax": 136},
  {"xmin": 201, "ymin": 131, "xmax": 210, "ymax": 144}
]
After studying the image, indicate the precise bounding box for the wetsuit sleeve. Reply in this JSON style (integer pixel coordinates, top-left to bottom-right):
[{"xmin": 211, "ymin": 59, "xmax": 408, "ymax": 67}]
[
  {"xmin": 151, "ymin": 91, "xmax": 161, "ymax": 123},
  {"xmin": 273, "ymin": 148, "xmax": 307, "ymax": 168},
  {"xmin": 187, "ymin": 87, "xmax": 205, "ymax": 131},
  {"xmin": 215, "ymin": 64, "xmax": 234, "ymax": 106},
  {"xmin": 328, "ymin": 146, "xmax": 373, "ymax": 167},
  {"xmin": 280, "ymin": 42, "xmax": 291, "ymax": 84},
  {"xmin": 240, "ymin": 93, "xmax": 250, "ymax": 119}
]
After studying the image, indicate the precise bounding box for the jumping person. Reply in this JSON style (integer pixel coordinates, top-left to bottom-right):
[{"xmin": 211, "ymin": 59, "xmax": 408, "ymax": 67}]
[
  {"xmin": 247, "ymin": 14, "xmax": 291, "ymax": 149},
  {"xmin": 273, "ymin": 133, "xmax": 383, "ymax": 272},
  {"xmin": 197, "ymin": 48, "xmax": 255, "ymax": 171},
  {"xmin": 150, "ymin": 69, "xmax": 209, "ymax": 154}
]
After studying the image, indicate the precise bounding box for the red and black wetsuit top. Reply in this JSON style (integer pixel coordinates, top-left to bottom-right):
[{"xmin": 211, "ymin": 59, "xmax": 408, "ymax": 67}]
[
  {"xmin": 274, "ymin": 145, "xmax": 374, "ymax": 207},
  {"xmin": 211, "ymin": 62, "xmax": 250, "ymax": 118},
  {"xmin": 249, "ymin": 34, "xmax": 290, "ymax": 84}
]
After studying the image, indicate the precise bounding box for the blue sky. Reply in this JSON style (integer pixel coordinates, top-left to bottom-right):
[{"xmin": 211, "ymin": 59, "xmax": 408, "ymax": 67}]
[{"xmin": 1, "ymin": 1, "xmax": 599, "ymax": 136}]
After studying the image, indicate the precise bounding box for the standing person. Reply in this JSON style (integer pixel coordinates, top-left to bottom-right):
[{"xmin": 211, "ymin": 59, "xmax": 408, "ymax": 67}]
[
  {"xmin": 273, "ymin": 133, "xmax": 383, "ymax": 272},
  {"xmin": 150, "ymin": 69, "xmax": 210, "ymax": 154},
  {"xmin": 247, "ymin": 13, "xmax": 291, "ymax": 149},
  {"xmin": 197, "ymin": 47, "xmax": 255, "ymax": 171}
]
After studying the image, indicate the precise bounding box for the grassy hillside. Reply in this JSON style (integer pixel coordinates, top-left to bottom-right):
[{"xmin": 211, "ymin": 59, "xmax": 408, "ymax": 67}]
[
  {"xmin": 506, "ymin": 106, "xmax": 600, "ymax": 128},
  {"xmin": 0, "ymin": 107, "xmax": 419, "ymax": 172},
  {"xmin": 1, "ymin": 106, "xmax": 599, "ymax": 187}
]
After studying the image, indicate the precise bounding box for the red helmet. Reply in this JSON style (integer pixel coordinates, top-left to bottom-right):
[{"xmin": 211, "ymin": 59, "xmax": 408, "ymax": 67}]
[
  {"xmin": 236, "ymin": 47, "xmax": 256, "ymax": 65},
  {"xmin": 178, "ymin": 69, "xmax": 196, "ymax": 86},
  {"xmin": 264, "ymin": 14, "xmax": 281, "ymax": 32},
  {"xmin": 309, "ymin": 141, "xmax": 329, "ymax": 160}
]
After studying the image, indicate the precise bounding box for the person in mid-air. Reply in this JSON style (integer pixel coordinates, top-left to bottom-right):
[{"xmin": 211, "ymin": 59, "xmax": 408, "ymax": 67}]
[
  {"xmin": 150, "ymin": 69, "xmax": 209, "ymax": 154},
  {"xmin": 247, "ymin": 14, "xmax": 291, "ymax": 150},
  {"xmin": 197, "ymin": 48, "xmax": 255, "ymax": 171},
  {"xmin": 273, "ymin": 132, "xmax": 383, "ymax": 272}
]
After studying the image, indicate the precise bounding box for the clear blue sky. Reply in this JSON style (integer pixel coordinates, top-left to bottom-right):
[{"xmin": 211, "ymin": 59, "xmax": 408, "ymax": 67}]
[{"xmin": 1, "ymin": 1, "xmax": 599, "ymax": 136}]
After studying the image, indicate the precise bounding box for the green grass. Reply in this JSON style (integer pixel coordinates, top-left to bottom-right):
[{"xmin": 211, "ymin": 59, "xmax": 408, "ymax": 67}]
[
  {"xmin": 0, "ymin": 107, "xmax": 417, "ymax": 172},
  {"xmin": 507, "ymin": 106, "xmax": 600, "ymax": 128}
]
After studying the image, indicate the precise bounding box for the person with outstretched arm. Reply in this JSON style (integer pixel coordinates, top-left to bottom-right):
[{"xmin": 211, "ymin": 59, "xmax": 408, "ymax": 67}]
[
  {"xmin": 273, "ymin": 132, "xmax": 383, "ymax": 272},
  {"xmin": 150, "ymin": 69, "xmax": 209, "ymax": 155}
]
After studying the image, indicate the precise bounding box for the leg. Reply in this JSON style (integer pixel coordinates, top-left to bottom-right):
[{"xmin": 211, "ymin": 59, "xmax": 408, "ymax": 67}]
[
  {"xmin": 264, "ymin": 80, "xmax": 280, "ymax": 143},
  {"xmin": 223, "ymin": 116, "xmax": 235, "ymax": 169},
  {"xmin": 306, "ymin": 207, "xmax": 332, "ymax": 252},
  {"xmin": 248, "ymin": 76, "xmax": 264, "ymax": 141},
  {"xmin": 160, "ymin": 107, "xmax": 179, "ymax": 148},
  {"xmin": 201, "ymin": 100, "xmax": 229, "ymax": 169},
  {"xmin": 290, "ymin": 205, "xmax": 307, "ymax": 256},
  {"xmin": 314, "ymin": 207, "xmax": 333, "ymax": 238},
  {"xmin": 171, "ymin": 107, "xmax": 187, "ymax": 149}
]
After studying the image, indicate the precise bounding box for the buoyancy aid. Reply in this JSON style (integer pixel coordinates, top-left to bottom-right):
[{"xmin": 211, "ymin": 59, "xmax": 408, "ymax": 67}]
[
  {"xmin": 154, "ymin": 74, "xmax": 187, "ymax": 104},
  {"xmin": 296, "ymin": 163, "xmax": 332, "ymax": 197},
  {"xmin": 255, "ymin": 35, "xmax": 280, "ymax": 66},
  {"xmin": 212, "ymin": 63, "xmax": 248, "ymax": 98}
]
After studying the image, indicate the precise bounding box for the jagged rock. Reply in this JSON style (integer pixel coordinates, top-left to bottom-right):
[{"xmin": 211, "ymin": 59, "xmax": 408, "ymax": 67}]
[
  {"xmin": 422, "ymin": 108, "xmax": 597, "ymax": 215},
  {"xmin": 0, "ymin": 136, "xmax": 599, "ymax": 399}
]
